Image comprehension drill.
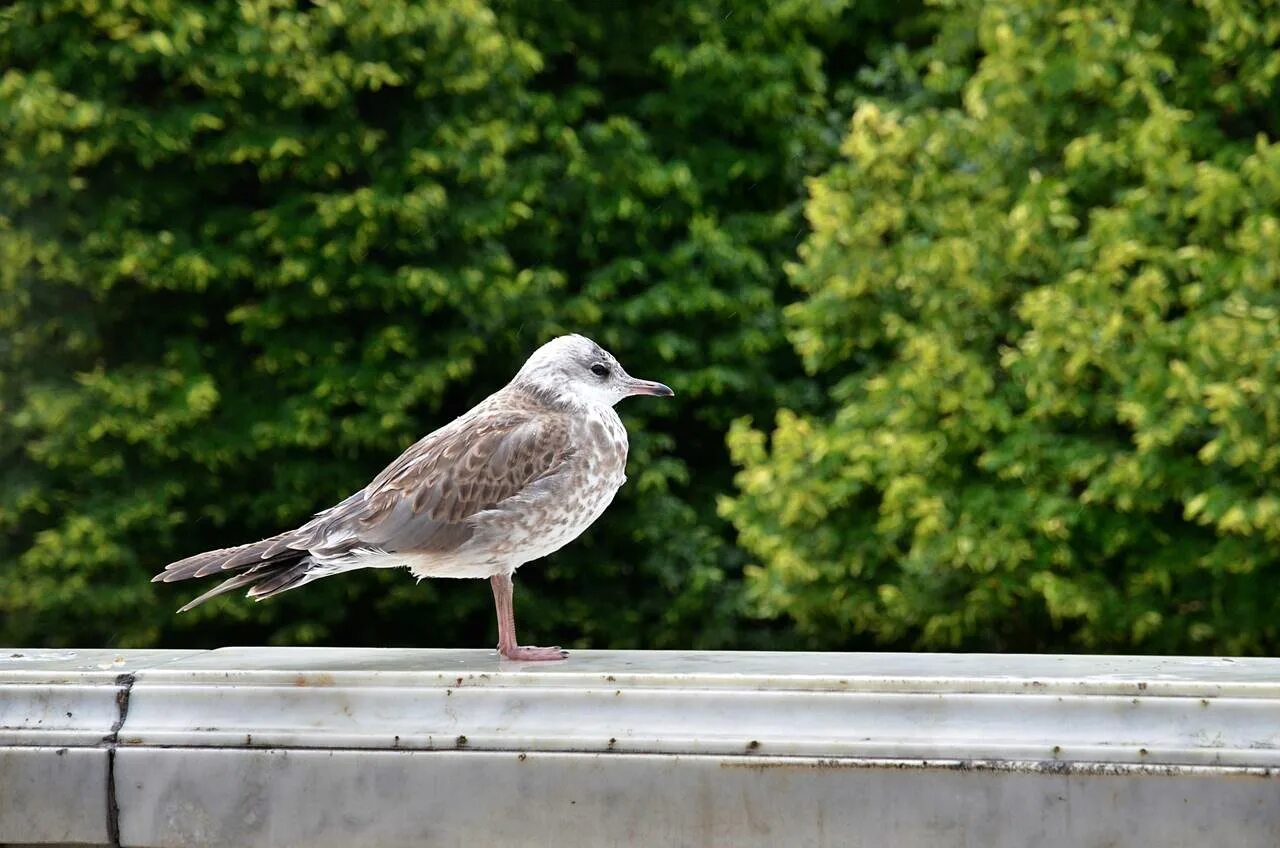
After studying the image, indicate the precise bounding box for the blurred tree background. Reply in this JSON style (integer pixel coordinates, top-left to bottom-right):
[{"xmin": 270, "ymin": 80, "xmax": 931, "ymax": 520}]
[{"xmin": 1, "ymin": 0, "xmax": 1277, "ymax": 655}]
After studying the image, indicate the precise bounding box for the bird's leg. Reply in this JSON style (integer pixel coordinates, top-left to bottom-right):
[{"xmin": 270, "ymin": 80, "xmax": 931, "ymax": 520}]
[{"xmin": 490, "ymin": 572, "xmax": 567, "ymax": 661}]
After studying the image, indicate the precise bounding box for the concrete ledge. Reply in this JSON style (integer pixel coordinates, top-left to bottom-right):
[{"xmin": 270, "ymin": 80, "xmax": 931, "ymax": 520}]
[{"xmin": 3, "ymin": 648, "xmax": 1279, "ymax": 846}]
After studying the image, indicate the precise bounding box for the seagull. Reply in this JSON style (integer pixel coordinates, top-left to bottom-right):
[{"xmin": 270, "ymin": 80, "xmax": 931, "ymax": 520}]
[{"xmin": 154, "ymin": 334, "xmax": 673, "ymax": 661}]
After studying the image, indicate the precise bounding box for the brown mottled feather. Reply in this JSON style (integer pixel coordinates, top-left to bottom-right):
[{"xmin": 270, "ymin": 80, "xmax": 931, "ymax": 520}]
[{"xmin": 318, "ymin": 402, "xmax": 575, "ymax": 550}]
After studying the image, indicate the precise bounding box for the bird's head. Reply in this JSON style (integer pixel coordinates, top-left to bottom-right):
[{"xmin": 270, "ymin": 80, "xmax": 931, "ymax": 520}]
[{"xmin": 513, "ymin": 334, "xmax": 674, "ymax": 409}]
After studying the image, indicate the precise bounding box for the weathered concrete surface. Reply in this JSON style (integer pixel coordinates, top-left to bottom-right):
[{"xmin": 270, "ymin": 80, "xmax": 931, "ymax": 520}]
[
  {"xmin": 0, "ymin": 746, "xmax": 111, "ymax": 845},
  {"xmin": 3, "ymin": 648, "xmax": 1279, "ymax": 846},
  {"xmin": 116, "ymin": 750, "xmax": 1280, "ymax": 848}
]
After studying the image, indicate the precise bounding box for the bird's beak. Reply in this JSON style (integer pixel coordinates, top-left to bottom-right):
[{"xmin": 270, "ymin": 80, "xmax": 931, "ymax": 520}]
[{"xmin": 623, "ymin": 376, "xmax": 675, "ymax": 398}]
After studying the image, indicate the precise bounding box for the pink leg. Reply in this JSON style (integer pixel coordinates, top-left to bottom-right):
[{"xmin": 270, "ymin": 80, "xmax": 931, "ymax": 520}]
[{"xmin": 490, "ymin": 573, "xmax": 567, "ymax": 661}]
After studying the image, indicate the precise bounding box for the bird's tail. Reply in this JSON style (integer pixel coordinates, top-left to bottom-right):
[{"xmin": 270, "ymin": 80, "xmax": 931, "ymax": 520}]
[{"xmin": 153, "ymin": 534, "xmax": 317, "ymax": 612}]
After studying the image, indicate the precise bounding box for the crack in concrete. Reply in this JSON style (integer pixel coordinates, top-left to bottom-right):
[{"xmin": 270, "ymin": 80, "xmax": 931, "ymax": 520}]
[{"xmin": 105, "ymin": 672, "xmax": 136, "ymax": 847}]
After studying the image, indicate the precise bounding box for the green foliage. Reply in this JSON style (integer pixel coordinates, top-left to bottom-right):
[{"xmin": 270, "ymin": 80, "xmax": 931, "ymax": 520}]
[
  {"xmin": 723, "ymin": 0, "xmax": 1280, "ymax": 653},
  {"xmin": 7, "ymin": 0, "xmax": 1276, "ymax": 657},
  {"xmin": 0, "ymin": 0, "xmax": 913, "ymax": 649}
]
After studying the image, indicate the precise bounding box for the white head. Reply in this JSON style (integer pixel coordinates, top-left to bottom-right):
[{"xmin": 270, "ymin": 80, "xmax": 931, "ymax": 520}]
[{"xmin": 513, "ymin": 334, "xmax": 674, "ymax": 409}]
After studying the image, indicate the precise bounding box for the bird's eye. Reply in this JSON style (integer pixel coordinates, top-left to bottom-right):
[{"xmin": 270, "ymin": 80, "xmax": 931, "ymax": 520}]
[{"xmin": 590, "ymin": 363, "xmax": 610, "ymax": 378}]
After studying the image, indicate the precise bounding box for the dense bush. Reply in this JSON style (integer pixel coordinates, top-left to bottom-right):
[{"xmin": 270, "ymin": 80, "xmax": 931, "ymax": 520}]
[
  {"xmin": 723, "ymin": 0, "xmax": 1280, "ymax": 653},
  {"xmin": 5, "ymin": 0, "xmax": 1277, "ymax": 656},
  {"xmin": 0, "ymin": 0, "xmax": 912, "ymax": 649}
]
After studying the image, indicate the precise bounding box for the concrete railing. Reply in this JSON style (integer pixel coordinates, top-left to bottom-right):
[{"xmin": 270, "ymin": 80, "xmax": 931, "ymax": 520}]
[{"xmin": 2, "ymin": 647, "xmax": 1278, "ymax": 846}]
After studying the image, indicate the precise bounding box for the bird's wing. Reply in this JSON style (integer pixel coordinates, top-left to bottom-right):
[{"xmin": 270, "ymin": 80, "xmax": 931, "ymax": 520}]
[{"xmin": 289, "ymin": 408, "xmax": 575, "ymax": 555}]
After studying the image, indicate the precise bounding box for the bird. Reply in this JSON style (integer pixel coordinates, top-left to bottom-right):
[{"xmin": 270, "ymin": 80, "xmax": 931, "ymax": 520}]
[{"xmin": 153, "ymin": 334, "xmax": 674, "ymax": 661}]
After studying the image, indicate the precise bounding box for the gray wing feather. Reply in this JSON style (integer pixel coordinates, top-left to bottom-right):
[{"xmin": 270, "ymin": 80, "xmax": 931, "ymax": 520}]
[{"xmin": 294, "ymin": 408, "xmax": 574, "ymax": 555}]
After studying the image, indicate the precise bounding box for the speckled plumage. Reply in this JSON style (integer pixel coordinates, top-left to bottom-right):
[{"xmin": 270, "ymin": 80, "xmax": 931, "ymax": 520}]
[{"xmin": 154, "ymin": 335, "xmax": 672, "ymax": 660}]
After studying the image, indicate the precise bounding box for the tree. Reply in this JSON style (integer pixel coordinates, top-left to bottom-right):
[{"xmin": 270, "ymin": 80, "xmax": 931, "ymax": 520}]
[
  {"xmin": 724, "ymin": 0, "xmax": 1280, "ymax": 654},
  {"xmin": 0, "ymin": 0, "xmax": 908, "ymax": 649}
]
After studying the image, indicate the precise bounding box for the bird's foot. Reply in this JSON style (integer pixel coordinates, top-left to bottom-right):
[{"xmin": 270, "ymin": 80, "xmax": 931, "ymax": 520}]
[{"xmin": 498, "ymin": 644, "xmax": 568, "ymax": 662}]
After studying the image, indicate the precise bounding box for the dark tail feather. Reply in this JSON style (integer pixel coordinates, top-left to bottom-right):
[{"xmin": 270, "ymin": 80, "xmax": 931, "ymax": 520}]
[
  {"xmin": 154, "ymin": 535, "xmax": 314, "ymax": 612},
  {"xmin": 243, "ymin": 561, "xmax": 315, "ymax": 600},
  {"xmin": 173, "ymin": 569, "xmax": 274, "ymax": 613},
  {"xmin": 153, "ymin": 534, "xmax": 297, "ymax": 583}
]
